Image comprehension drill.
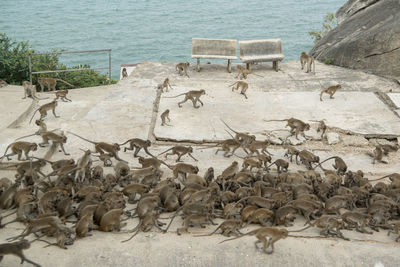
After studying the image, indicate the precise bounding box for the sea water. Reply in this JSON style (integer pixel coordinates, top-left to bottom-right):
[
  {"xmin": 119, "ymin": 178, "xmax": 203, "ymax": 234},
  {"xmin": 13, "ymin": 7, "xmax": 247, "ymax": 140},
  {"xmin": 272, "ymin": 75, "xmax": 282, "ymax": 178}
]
[{"xmin": 1, "ymin": 0, "xmax": 346, "ymax": 79}]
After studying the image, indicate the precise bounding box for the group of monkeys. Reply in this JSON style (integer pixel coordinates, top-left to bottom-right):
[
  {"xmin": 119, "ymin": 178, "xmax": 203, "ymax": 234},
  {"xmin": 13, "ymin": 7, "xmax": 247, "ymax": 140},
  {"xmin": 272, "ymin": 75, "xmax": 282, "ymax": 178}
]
[{"xmin": 0, "ymin": 60, "xmax": 398, "ymax": 265}]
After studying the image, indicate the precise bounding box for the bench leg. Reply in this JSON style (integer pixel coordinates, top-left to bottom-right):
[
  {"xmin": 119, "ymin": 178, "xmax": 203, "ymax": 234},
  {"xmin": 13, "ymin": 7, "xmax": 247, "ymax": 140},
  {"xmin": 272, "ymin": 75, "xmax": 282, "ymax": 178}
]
[
  {"xmin": 246, "ymin": 63, "xmax": 250, "ymax": 70},
  {"xmin": 227, "ymin": 59, "xmax": 232, "ymax": 73},
  {"xmin": 196, "ymin": 58, "xmax": 200, "ymax": 72},
  {"xmin": 273, "ymin": 61, "xmax": 278, "ymax": 72}
]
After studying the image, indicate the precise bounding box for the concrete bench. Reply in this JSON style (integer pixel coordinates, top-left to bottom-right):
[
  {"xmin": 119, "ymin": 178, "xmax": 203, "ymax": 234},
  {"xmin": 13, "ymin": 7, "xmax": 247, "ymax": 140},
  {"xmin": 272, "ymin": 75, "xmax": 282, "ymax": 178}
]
[
  {"xmin": 191, "ymin": 38, "xmax": 238, "ymax": 73},
  {"xmin": 239, "ymin": 39, "xmax": 285, "ymax": 71}
]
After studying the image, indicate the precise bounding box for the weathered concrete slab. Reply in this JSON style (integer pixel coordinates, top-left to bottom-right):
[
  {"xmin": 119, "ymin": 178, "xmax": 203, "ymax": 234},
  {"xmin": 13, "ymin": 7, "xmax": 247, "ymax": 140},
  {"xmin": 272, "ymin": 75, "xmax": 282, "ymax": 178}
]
[
  {"xmin": 155, "ymin": 89, "xmax": 400, "ymax": 141},
  {"xmin": 388, "ymin": 93, "xmax": 400, "ymax": 108}
]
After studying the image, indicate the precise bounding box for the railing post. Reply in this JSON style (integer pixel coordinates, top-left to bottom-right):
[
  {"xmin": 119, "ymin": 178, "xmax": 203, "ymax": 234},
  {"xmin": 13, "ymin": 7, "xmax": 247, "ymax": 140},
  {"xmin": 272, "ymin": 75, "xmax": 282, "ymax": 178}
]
[
  {"xmin": 108, "ymin": 49, "xmax": 112, "ymax": 84},
  {"xmin": 28, "ymin": 54, "xmax": 32, "ymax": 83}
]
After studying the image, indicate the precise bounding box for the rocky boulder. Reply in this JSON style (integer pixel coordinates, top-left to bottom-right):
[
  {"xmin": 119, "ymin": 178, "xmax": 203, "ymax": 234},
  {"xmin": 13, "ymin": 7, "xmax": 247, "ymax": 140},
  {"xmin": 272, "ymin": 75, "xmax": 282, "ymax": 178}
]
[{"xmin": 310, "ymin": 0, "xmax": 400, "ymax": 81}]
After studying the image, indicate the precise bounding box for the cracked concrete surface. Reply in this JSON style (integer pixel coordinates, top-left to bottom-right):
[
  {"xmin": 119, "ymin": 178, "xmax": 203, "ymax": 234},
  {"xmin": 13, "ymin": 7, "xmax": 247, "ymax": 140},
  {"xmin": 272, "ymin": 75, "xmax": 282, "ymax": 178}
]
[{"xmin": 0, "ymin": 61, "xmax": 399, "ymax": 266}]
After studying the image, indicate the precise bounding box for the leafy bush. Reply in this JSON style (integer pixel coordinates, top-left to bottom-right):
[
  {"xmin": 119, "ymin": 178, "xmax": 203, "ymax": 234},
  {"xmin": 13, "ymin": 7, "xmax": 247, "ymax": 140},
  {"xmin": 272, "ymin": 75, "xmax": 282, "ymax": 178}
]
[
  {"xmin": 309, "ymin": 13, "xmax": 337, "ymax": 43},
  {"xmin": 0, "ymin": 32, "xmax": 116, "ymax": 88},
  {"xmin": 324, "ymin": 58, "xmax": 334, "ymax": 65}
]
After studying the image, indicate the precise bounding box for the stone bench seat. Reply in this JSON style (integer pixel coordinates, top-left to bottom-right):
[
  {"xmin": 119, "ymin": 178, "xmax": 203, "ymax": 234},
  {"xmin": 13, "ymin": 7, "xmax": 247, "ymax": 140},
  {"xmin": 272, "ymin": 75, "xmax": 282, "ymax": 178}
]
[
  {"xmin": 192, "ymin": 38, "xmax": 238, "ymax": 73},
  {"xmin": 239, "ymin": 39, "xmax": 285, "ymax": 72},
  {"xmin": 191, "ymin": 55, "xmax": 238, "ymax": 60}
]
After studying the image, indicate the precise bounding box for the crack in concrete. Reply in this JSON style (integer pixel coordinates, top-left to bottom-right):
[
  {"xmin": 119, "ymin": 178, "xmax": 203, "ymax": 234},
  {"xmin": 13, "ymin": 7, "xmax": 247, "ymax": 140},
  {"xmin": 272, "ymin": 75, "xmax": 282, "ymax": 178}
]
[
  {"xmin": 7, "ymin": 98, "xmax": 38, "ymax": 129},
  {"xmin": 148, "ymin": 87, "xmax": 163, "ymax": 142}
]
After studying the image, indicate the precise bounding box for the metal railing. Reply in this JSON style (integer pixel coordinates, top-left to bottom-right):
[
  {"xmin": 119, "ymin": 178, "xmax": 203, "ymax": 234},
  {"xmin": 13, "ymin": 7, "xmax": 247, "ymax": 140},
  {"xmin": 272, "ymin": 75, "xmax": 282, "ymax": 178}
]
[{"xmin": 28, "ymin": 49, "xmax": 111, "ymax": 83}]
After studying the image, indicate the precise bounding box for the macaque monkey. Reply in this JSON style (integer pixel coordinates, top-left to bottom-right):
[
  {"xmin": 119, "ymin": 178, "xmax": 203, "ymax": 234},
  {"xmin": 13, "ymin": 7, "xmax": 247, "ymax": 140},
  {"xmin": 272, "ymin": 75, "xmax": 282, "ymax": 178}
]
[
  {"xmin": 0, "ymin": 240, "xmax": 41, "ymax": 267},
  {"xmin": 100, "ymin": 208, "xmax": 125, "ymax": 232},
  {"xmin": 29, "ymin": 100, "xmax": 59, "ymax": 122},
  {"xmin": 121, "ymin": 68, "xmax": 128, "ymax": 79},
  {"xmin": 283, "ymin": 145, "xmax": 300, "ymax": 164},
  {"xmin": 158, "ymin": 145, "xmax": 198, "ymax": 162},
  {"xmin": 160, "ymin": 109, "xmax": 171, "ymax": 126},
  {"xmin": 0, "ymin": 141, "xmax": 37, "ymax": 161},
  {"xmin": 267, "ymin": 159, "xmax": 289, "ymax": 173},
  {"xmin": 264, "ymin": 118, "xmax": 310, "ymax": 140},
  {"xmin": 177, "ymin": 214, "xmax": 216, "ymax": 235},
  {"xmin": 220, "ymin": 227, "xmax": 288, "ymax": 254},
  {"xmin": 370, "ymin": 146, "xmax": 388, "ymax": 164},
  {"xmin": 341, "ymin": 211, "xmax": 372, "ymax": 234},
  {"xmin": 387, "ymin": 222, "xmax": 400, "ymax": 242},
  {"xmin": 214, "ymin": 139, "xmax": 241, "ymax": 157},
  {"xmin": 120, "ymin": 138, "xmax": 153, "ymax": 157},
  {"xmin": 55, "ymin": 90, "xmax": 72, "ymax": 102},
  {"xmin": 300, "ymin": 52, "xmax": 315, "ymax": 73},
  {"xmin": 176, "ymin": 62, "xmax": 190, "ymax": 77},
  {"xmin": 378, "ymin": 143, "xmax": 399, "ymax": 155},
  {"xmin": 230, "ymin": 81, "xmax": 249, "ymax": 99},
  {"xmin": 316, "ymin": 120, "xmax": 327, "ymax": 138},
  {"xmin": 218, "ymin": 161, "xmax": 239, "ymax": 180},
  {"xmin": 75, "ymin": 149, "xmax": 92, "ymax": 182},
  {"xmin": 68, "ymin": 132, "xmax": 126, "ymax": 162},
  {"xmin": 22, "ymin": 81, "xmax": 43, "ymax": 100},
  {"xmin": 313, "ymin": 156, "xmax": 347, "ymax": 175},
  {"xmin": 235, "ymin": 65, "xmax": 250, "ymax": 79},
  {"xmin": 0, "ymin": 79, "xmax": 8, "ymax": 87},
  {"xmin": 172, "ymin": 163, "xmax": 199, "ymax": 179},
  {"xmin": 157, "ymin": 78, "xmax": 173, "ymax": 92},
  {"xmin": 220, "ymin": 119, "xmax": 255, "ymax": 153},
  {"xmin": 320, "ymin": 84, "xmax": 341, "ymax": 101},
  {"xmin": 37, "ymin": 77, "xmax": 73, "ymax": 92},
  {"xmin": 39, "ymin": 131, "xmax": 70, "ymax": 155},
  {"xmin": 164, "ymin": 89, "xmax": 206, "ymax": 108}
]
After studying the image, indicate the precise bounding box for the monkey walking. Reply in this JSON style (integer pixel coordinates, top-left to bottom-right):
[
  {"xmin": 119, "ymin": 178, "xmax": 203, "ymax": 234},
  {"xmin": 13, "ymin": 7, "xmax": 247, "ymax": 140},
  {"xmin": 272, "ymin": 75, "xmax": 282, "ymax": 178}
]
[
  {"xmin": 163, "ymin": 89, "xmax": 205, "ymax": 108},
  {"xmin": 320, "ymin": 83, "xmax": 341, "ymax": 101},
  {"xmin": 263, "ymin": 118, "xmax": 310, "ymax": 140},
  {"xmin": 229, "ymin": 81, "xmax": 249, "ymax": 99},
  {"xmin": 176, "ymin": 62, "xmax": 190, "ymax": 77},
  {"xmin": 160, "ymin": 109, "xmax": 171, "ymax": 126},
  {"xmin": 219, "ymin": 227, "xmax": 288, "ymax": 254},
  {"xmin": 300, "ymin": 52, "xmax": 315, "ymax": 74},
  {"xmin": 29, "ymin": 100, "xmax": 59, "ymax": 123},
  {"xmin": 0, "ymin": 240, "xmax": 41, "ymax": 267},
  {"xmin": 37, "ymin": 77, "xmax": 74, "ymax": 92}
]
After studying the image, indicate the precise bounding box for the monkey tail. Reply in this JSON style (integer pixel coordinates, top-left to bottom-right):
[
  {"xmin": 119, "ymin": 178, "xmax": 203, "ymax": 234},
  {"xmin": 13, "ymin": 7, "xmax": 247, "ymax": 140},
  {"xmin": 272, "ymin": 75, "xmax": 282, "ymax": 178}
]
[
  {"xmin": 319, "ymin": 90, "xmax": 324, "ymax": 101},
  {"xmin": 288, "ymin": 224, "xmax": 313, "ymax": 232},
  {"xmin": 118, "ymin": 139, "xmax": 133, "ymax": 146},
  {"xmin": 0, "ymin": 144, "xmax": 11, "ymax": 162},
  {"xmin": 157, "ymin": 147, "xmax": 173, "ymax": 157},
  {"xmin": 219, "ymin": 229, "xmax": 255, "ymax": 244},
  {"xmin": 228, "ymin": 81, "xmax": 239, "ymax": 87},
  {"xmin": 367, "ymin": 174, "xmax": 392, "ymax": 182},
  {"xmin": 29, "ymin": 108, "xmax": 40, "ymax": 124},
  {"xmin": 55, "ymin": 79, "xmax": 74, "ymax": 87},
  {"xmin": 220, "ymin": 119, "xmax": 239, "ymax": 134},
  {"xmin": 164, "ymin": 206, "xmax": 182, "ymax": 233},
  {"xmin": 312, "ymin": 156, "xmax": 338, "ymax": 170},
  {"xmin": 162, "ymin": 93, "xmax": 186, "ymax": 99},
  {"xmin": 194, "ymin": 225, "xmax": 220, "ymax": 237},
  {"xmin": 66, "ymin": 131, "xmax": 95, "ymax": 144},
  {"xmin": 263, "ymin": 119, "xmax": 288, "ymax": 123}
]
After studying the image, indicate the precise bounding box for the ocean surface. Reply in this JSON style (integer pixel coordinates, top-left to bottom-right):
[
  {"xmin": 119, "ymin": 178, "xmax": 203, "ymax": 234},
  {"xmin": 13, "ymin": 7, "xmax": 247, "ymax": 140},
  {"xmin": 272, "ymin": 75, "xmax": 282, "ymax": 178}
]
[{"xmin": 1, "ymin": 0, "xmax": 346, "ymax": 79}]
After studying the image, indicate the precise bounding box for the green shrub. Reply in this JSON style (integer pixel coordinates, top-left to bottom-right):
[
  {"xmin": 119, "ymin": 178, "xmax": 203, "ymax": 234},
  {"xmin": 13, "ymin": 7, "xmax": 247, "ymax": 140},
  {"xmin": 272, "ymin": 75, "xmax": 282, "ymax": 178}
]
[
  {"xmin": 0, "ymin": 32, "xmax": 116, "ymax": 88},
  {"xmin": 324, "ymin": 58, "xmax": 334, "ymax": 65},
  {"xmin": 309, "ymin": 13, "xmax": 337, "ymax": 43}
]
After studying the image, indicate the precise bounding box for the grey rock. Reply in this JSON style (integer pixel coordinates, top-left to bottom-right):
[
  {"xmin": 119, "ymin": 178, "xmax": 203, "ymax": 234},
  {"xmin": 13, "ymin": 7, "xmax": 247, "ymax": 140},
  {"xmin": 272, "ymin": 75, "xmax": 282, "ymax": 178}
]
[
  {"xmin": 287, "ymin": 135, "xmax": 306, "ymax": 146},
  {"xmin": 305, "ymin": 128, "xmax": 323, "ymax": 141},
  {"xmin": 311, "ymin": 0, "xmax": 400, "ymax": 81}
]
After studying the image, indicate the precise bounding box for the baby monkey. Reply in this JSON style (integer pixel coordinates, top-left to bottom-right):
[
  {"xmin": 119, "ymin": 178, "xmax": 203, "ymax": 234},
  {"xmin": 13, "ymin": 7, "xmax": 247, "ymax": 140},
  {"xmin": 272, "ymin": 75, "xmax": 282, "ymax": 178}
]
[
  {"xmin": 300, "ymin": 52, "xmax": 315, "ymax": 73},
  {"xmin": 230, "ymin": 81, "xmax": 249, "ymax": 99},
  {"xmin": 160, "ymin": 109, "xmax": 171, "ymax": 126},
  {"xmin": 320, "ymin": 84, "xmax": 341, "ymax": 101},
  {"xmin": 121, "ymin": 67, "xmax": 128, "ymax": 79},
  {"xmin": 55, "ymin": 90, "xmax": 72, "ymax": 102},
  {"xmin": 176, "ymin": 62, "xmax": 190, "ymax": 77},
  {"xmin": 157, "ymin": 78, "xmax": 173, "ymax": 92}
]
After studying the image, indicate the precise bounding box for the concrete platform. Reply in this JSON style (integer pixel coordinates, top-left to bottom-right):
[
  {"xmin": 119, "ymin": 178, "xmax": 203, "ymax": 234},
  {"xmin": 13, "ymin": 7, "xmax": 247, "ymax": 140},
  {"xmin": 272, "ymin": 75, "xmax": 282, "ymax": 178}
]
[
  {"xmin": 155, "ymin": 90, "xmax": 400, "ymax": 142},
  {"xmin": 0, "ymin": 61, "xmax": 400, "ymax": 267}
]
